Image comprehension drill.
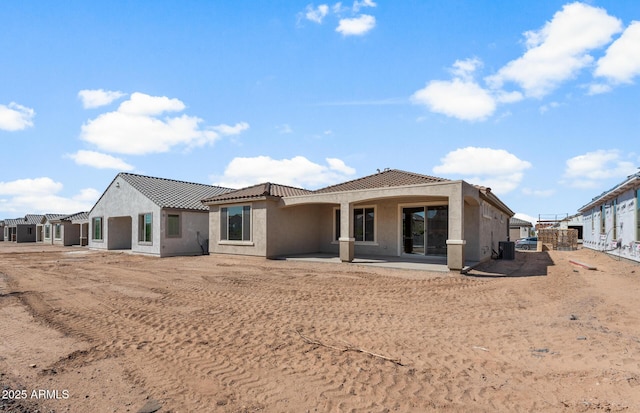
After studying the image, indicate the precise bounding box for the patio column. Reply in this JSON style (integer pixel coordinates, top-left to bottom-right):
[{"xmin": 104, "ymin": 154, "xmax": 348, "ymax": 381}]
[
  {"xmin": 338, "ymin": 201, "xmax": 354, "ymax": 262},
  {"xmin": 446, "ymin": 188, "xmax": 466, "ymax": 270}
]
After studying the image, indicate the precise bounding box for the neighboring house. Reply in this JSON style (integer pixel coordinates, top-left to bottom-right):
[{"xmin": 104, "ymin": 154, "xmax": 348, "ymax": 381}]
[
  {"xmin": 3, "ymin": 215, "xmax": 43, "ymax": 243},
  {"xmin": 578, "ymin": 171, "xmax": 640, "ymax": 263},
  {"xmin": 202, "ymin": 169, "xmax": 514, "ymax": 271},
  {"xmin": 559, "ymin": 213, "xmax": 583, "ymax": 242},
  {"xmin": 42, "ymin": 212, "xmax": 89, "ymax": 246},
  {"xmin": 89, "ymin": 173, "xmax": 232, "ymax": 257},
  {"xmin": 64, "ymin": 211, "xmax": 90, "ymax": 246},
  {"xmin": 0, "ymin": 220, "xmax": 4, "ymax": 241},
  {"xmin": 39, "ymin": 214, "xmax": 68, "ymax": 244},
  {"xmin": 509, "ymin": 217, "xmax": 533, "ymax": 241}
]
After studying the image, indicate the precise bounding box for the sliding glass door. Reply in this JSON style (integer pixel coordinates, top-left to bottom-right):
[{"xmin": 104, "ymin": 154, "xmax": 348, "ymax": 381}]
[{"xmin": 402, "ymin": 206, "xmax": 448, "ymax": 256}]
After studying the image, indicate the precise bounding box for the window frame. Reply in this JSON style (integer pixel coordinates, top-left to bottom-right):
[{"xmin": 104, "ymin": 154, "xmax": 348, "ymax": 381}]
[
  {"xmin": 166, "ymin": 213, "xmax": 181, "ymax": 238},
  {"xmin": 54, "ymin": 223, "xmax": 62, "ymax": 240},
  {"xmin": 138, "ymin": 212, "xmax": 153, "ymax": 244},
  {"xmin": 92, "ymin": 217, "xmax": 103, "ymax": 241},
  {"xmin": 44, "ymin": 224, "xmax": 51, "ymax": 239},
  {"xmin": 220, "ymin": 205, "xmax": 252, "ymax": 244},
  {"xmin": 353, "ymin": 206, "xmax": 376, "ymax": 243}
]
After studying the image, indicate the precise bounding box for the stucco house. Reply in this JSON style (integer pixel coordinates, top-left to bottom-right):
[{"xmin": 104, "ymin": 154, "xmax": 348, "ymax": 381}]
[
  {"xmin": 39, "ymin": 214, "xmax": 68, "ymax": 244},
  {"xmin": 4, "ymin": 214, "xmax": 43, "ymax": 243},
  {"xmin": 509, "ymin": 217, "xmax": 533, "ymax": 241},
  {"xmin": 578, "ymin": 171, "xmax": 640, "ymax": 263},
  {"xmin": 89, "ymin": 173, "xmax": 232, "ymax": 257},
  {"xmin": 64, "ymin": 211, "xmax": 90, "ymax": 246},
  {"xmin": 202, "ymin": 169, "xmax": 514, "ymax": 271}
]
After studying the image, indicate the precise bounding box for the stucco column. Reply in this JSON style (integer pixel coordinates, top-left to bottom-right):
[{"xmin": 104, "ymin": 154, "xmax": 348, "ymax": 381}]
[
  {"xmin": 338, "ymin": 201, "xmax": 354, "ymax": 262},
  {"xmin": 446, "ymin": 188, "xmax": 466, "ymax": 270}
]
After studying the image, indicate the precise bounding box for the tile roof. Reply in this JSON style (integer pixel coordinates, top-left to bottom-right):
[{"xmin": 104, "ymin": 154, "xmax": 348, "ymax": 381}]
[
  {"xmin": 118, "ymin": 173, "xmax": 233, "ymax": 211},
  {"xmin": 43, "ymin": 213, "xmax": 68, "ymax": 222},
  {"xmin": 202, "ymin": 182, "xmax": 312, "ymax": 203},
  {"xmin": 314, "ymin": 169, "xmax": 449, "ymax": 193},
  {"xmin": 4, "ymin": 215, "xmax": 43, "ymax": 226},
  {"xmin": 510, "ymin": 217, "xmax": 533, "ymax": 227},
  {"xmin": 24, "ymin": 214, "xmax": 44, "ymax": 224},
  {"xmin": 62, "ymin": 211, "xmax": 89, "ymax": 222}
]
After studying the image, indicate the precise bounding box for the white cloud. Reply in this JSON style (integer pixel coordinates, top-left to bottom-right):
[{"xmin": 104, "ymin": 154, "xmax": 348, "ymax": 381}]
[
  {"xmin": 412, "ymin": 78, "xmax": 496, "ymax": 121},
  {"xmin": 0, "ymin": 177, "xmax": 98, "ymax": 215},
  {"xmin": 67, "ymin": 150, "xmax": 134, "ymax": 171},
  {"xmin": 353, "ymin": 0, "xmax": 376, "ymax": 12},
  {"xmin": 521, "ymin": 188, "xmax": 555, "ymax": 197},
  {"xmin": 433, "ymin": 147, "xmax": 531, "ymax": 194},
  {"xmin": 336, "ymin": 14, "xmax": 375, "ymax": 36},
  {"xmin": 78, "ymin": 89, "xmax": 126, "ymax": 109},
  {"xmin": 212, "ymin": 156, "xmax": 356, "ymax": 189},
  {"xmin": 305, "ymin": 4, "xmax": 329, "ymax": 23},
  {"xmin": 277, "ymin": 124, "xmax": 293, "ymax": 134},
  {"xmin": 80, "ymin": 92, "xmax": 248, "ymax": 155},
  {"xmin": 587, "ymin": 83, "xmax": 613, "ymax": 95},
  {"xmin": 486, "ymin": 2, "xmax": 622, "ymax": 98},
  {"xmin": 0, "ymin": 102, "xmax": 35, "ymax": 131},
  {"xmin": 594, "ymin": 21, "xmax": 640, "ymax": 84},
  {"xmin": 562, "ymin": 149, "xmax": 637, "ymax": 188},
  {"xmin": 513, "ymin": 212, "xmax": 539, "ymax": 226},
  {"xmin": 211, "ymin": 122, "xmax": 250, "ymax": 135}
]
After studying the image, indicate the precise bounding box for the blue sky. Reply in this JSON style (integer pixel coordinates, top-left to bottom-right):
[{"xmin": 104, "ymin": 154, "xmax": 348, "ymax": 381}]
[{"xmin": 1, "ymin": 1, "xmax": 639, "ymax": 224}]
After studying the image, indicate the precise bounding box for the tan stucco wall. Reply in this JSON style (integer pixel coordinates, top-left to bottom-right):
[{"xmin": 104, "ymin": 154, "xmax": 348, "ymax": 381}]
[
  {"xmin": 209, "ymin": 201, "xmax": 268, "ymax": 257},
  {"xmin": 265, "ymin": 203, "xmax": 324, "ymax": 257},
  {"xmin": 478, "ymin": 200, "xmax": 510, "ymax": 260},
  {"xmin": 160, "ymin": 209, "xmax": 210, "ymax": 257}
]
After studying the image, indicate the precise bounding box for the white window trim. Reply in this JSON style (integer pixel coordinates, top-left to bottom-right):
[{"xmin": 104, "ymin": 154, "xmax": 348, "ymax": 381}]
[
  {"xmin": 92, "ymin": 216, "xmax": 104, "ymax": 242},
  {"xmin": 138, "ymin": 212, "xmax": 153, "ymax": 245}
]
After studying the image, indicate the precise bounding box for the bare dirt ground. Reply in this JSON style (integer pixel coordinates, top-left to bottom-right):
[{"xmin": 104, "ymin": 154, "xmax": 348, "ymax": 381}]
[{"xmin": 1, "ymin": 243, "xmax": 639, "ymax": 413}]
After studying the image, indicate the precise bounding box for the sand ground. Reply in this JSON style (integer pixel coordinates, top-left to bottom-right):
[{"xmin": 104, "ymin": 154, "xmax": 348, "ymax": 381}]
[{"xmin": 0, "ymin": 243, "xmax": 639, "ymax": 412}]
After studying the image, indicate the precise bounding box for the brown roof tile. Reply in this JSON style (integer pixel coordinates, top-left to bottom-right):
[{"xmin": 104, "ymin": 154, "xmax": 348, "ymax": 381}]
[
  {"xmin": 202, "ymin": 182, "xmax": 312, "ymax": 203},
  {"xmin": 314, "ymin": 169, "xmax": 449, "ymax": 193}
]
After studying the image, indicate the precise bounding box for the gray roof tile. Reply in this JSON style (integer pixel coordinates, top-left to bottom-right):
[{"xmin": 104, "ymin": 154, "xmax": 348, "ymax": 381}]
[{"xmin": 119, "ymin": 173, "xmax": 232, "ymax": 211}]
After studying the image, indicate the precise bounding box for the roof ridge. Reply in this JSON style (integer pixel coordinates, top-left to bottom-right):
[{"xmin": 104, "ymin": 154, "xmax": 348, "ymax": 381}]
[
  {"xmin": 314, "ymin": 168, "xmax": 449, "ymax": 193},
  {"xmin": 118, "ymin": 172, "xmax": 231, "ymax": 189}
]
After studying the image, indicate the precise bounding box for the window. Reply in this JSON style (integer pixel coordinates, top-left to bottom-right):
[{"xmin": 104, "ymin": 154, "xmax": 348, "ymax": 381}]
[
  {"xmin": 354, "ymin": 207, "xmax": 375, "ymax": 242},
  {"xmin": 334, "ymin": 208, "xmax": 341, "ymax": 241},
  {"xmin": 167, "ymin": 214, "xmax": 180, "ymax": 238},
  {"xmin": 600, "ymin": 204, "xmax": 606, "ymax": 234},
  {"xmin": 637, "ymin": 189, "xmax": 640, "ymax": 242},
  {"xmin": 220, "ymin": 206, "xmax": 251, "ymax": 241},
  {"xmin": 54, "ymin": 224, "xmax": 61, "ymax": 239},
  {"xmin": 613, "ymin": 199, "xmax": 617, "ymax": 239},
  {"xmin": 44, "ymin": 224, "xmax": 51, "ymax": 239},
  {"xmin": 138, "ymin": 213, "xmax": 152, "ymax": 243},
  {"xmin": 92, "ymin": 217, "xmax": 103, "ymax": 241}
]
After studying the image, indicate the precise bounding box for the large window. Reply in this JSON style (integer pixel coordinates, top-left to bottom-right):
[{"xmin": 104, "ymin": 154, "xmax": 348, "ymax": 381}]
[
  {"xmin": 220, "ymin": 206, "xmax": 251, "ymax": 241},
  {"xmin": 92, "ymin": 217, "xmax": 103, "ymax": 241},
  {"xmin": 354, "ymin": 207, "xmax": 375, "ymax": 242},
  {"xmin": 54, "ymin": 223, "xmax": 62, "ymax": 239},
  {"xmin": 44, "ymin": 224, "xmax": 51, "ymax": 239},
  {"xmin": 167, "ymin": 214, "xmax": 180, "ymax": 238},
  {"xmin": 138, "ymin": 213, "xmax": 152, "ymax": 243}
]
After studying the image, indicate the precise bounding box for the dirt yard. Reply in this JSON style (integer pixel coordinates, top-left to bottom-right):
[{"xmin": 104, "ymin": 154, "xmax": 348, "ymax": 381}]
[{"xmin": 1, "ymin": 243, "xmax": 639, "ymax": 413}]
